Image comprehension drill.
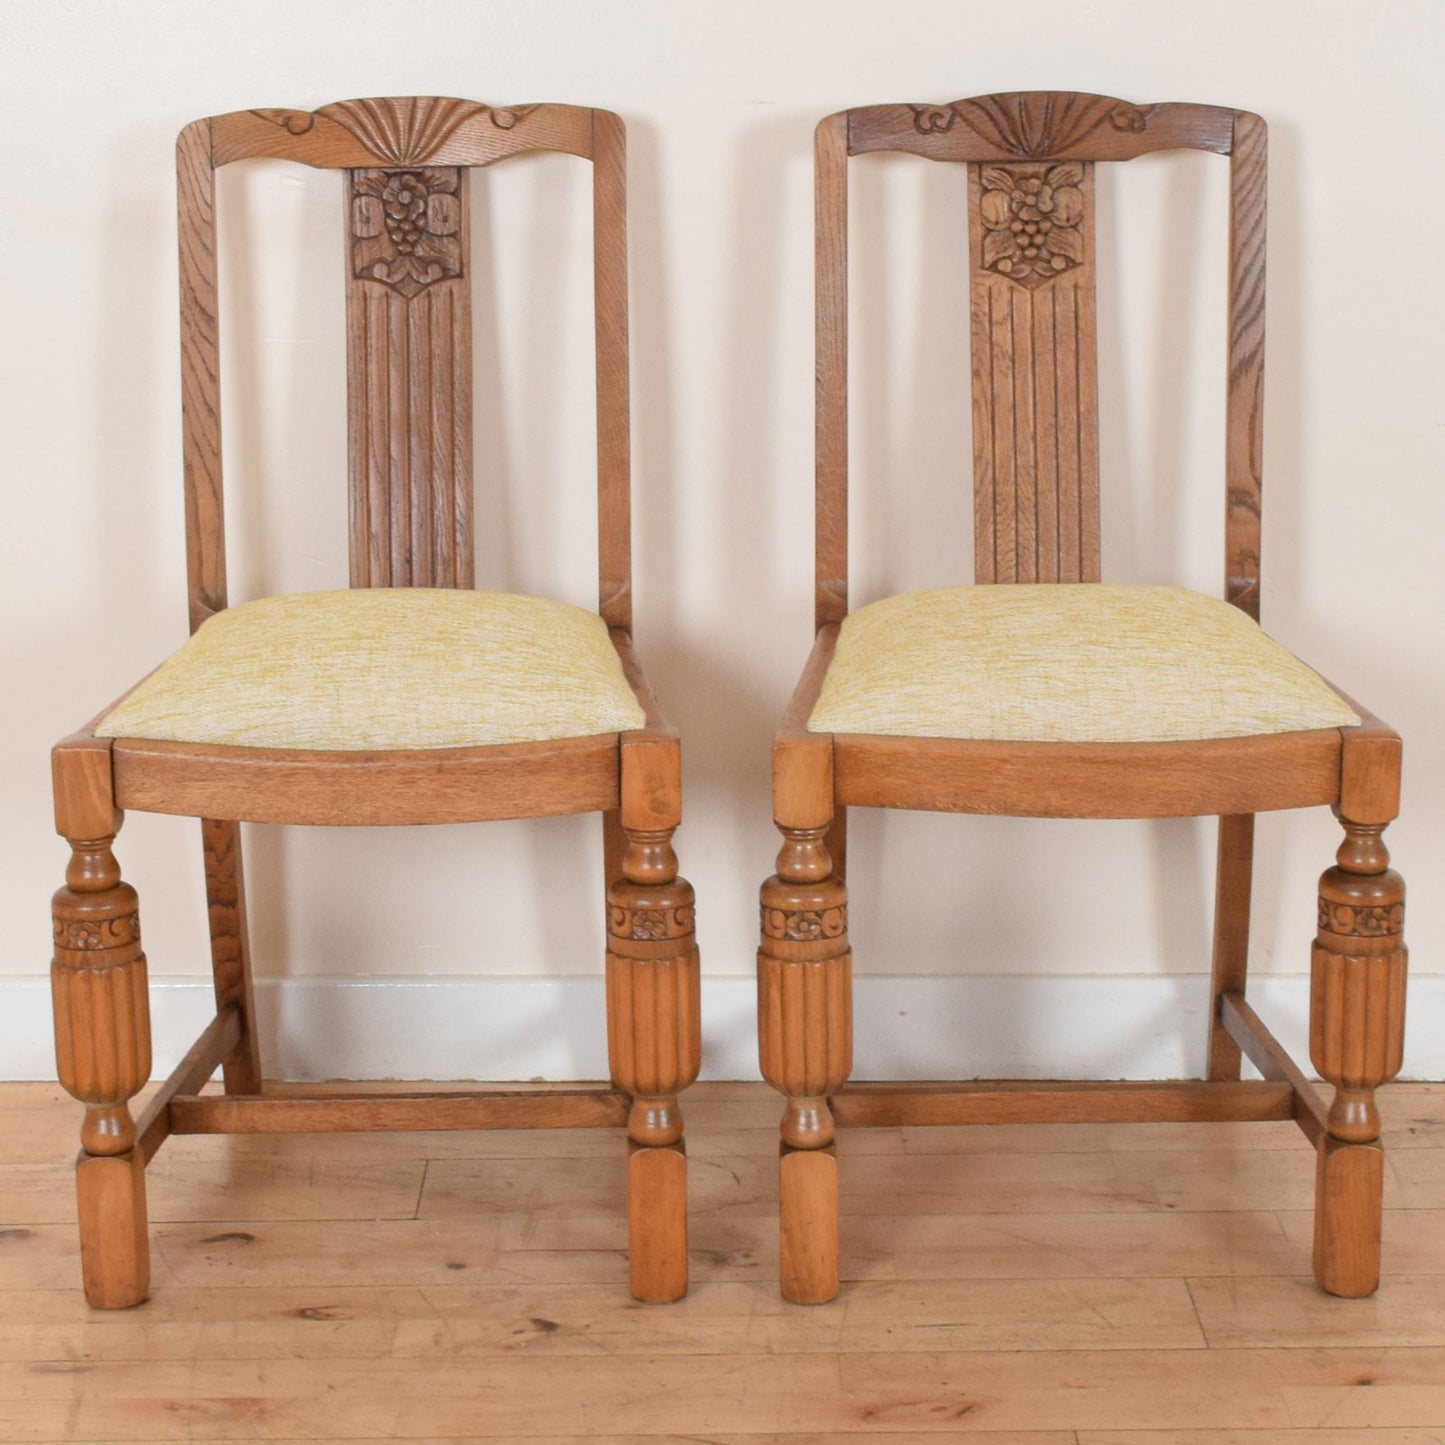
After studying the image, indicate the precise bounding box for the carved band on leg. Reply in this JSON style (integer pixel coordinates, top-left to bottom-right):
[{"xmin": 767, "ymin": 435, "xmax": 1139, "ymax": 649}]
[
  {"xmin": 51, "ymin": 834, "xmax": 152, "ymax": 1308},
  {"xmin": 606, "ymin": 824, "xmax": 699, "ymax": 1303},
  {"xmin": 758, "ymin": 824, "xmax": 852, "ymax": 1304},
  {"xmin": 1310, "ymin": 818, "xmax": 1407, "ymax": 1297}
]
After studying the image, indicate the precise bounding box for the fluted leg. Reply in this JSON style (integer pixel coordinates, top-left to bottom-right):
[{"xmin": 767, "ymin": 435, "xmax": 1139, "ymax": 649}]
[
  {"xmin": 606, "ymin": 824, "xmax": 700, "ymax": 1303},
  {"xmin": 758, "ymin": 824, "xmax": 852, "ymax": 1304},
  {"xmin": 51, "ymin": 834, "xmax": 152, "ymax": 1308},
  {"xmin": 1310, "ymin": 818, "xmax": 1407, "ymax": 1296}
]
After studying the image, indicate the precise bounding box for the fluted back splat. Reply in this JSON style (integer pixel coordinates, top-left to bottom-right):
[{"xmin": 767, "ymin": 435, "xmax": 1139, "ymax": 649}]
[
  {"xmin": 816, "ymin": 93, "xmax": 1262, "ymax": 624},
  {"xmin": 178, "ymin": 98, "xmax": 633, "ymax": 628},
  {"xmin": 345, "ymin": 161, "xmax": 474, "ymax": 586},
  {"xmin": 968, "ymin": 152, "xmax": 1099, "ymax": 582}
]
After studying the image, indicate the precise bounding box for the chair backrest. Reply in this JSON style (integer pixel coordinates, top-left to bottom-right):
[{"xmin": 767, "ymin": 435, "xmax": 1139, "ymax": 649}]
[
  {"xmin": 814, "ymin": 91, "xmax": 1265, "ymax": 627},
  {"xmin": 177, "ymin": 97, "xmax": 632, "ymax": 632}
]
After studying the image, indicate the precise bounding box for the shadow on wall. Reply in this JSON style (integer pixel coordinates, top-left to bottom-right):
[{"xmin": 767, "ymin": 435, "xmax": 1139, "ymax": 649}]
[
  {"xmin": 644, "ymin": 110, "xmax": 816, "ymax": 902},
  {"xmin": 46, "ymin": 127, "xmax": 208, "ymax": 998}
]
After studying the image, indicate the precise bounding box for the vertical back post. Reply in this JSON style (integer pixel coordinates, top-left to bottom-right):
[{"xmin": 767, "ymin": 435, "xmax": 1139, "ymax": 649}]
[
  {"xmin": 1225, "ymin": 111, "xmax": 1266, "ymax": 619},
  {"xmin": 815, "ymin": 113, "xmax": 850, "ymax": 629},
  {"xmin": 592, "ymin": 109, "xmax": 632, "ymax": 629},
  {"xmin": 177, "ymin": 119, "xmax": 226, "ymax": 631}
]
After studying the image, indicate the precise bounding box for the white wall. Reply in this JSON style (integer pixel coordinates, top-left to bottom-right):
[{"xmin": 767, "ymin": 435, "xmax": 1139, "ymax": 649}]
[{"xmin": 3, "ymin": 0, "xmax": 1442, "ymax": 1078}]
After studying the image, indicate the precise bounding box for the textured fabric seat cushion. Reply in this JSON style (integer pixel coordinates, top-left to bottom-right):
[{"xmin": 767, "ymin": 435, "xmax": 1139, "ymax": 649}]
[
  {"xmin": 808, "ymin": 584, "xmax": 1359, "ymax": 743},
  {"xmin": 97, "ymin": 589, "xmax": 646, "ymax": 750}
]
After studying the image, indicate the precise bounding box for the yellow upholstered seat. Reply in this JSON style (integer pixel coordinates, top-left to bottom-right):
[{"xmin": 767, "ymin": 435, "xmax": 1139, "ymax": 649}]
[
  {"xmin": 97, "ymin": 588, "xmax": 646, "ymax": 751},
  {"xmin": 808, "ymin": 583, "xmax": 1359, "ymax": 744}
]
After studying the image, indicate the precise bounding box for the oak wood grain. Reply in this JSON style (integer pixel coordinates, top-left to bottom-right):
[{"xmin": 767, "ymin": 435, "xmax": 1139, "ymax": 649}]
[
  {"xmin": 110, "ymin": 732, "xmax": 620, "ymax": 825},
  {"xmin": 132, "ymin": 1006, "xmax": 241, "ymax": 1166},
  {"xmin": 209, "ymin": 98, "xmax": 596, "ymax": 170},
  {"xmin": 346, "ymin": 166, "xmax": 474, "ymax": 587},
  {"xmin": 1208, "ymin": 814, "xmax": 1255, "ymax": 1080},
  {"xmin": 969, "ymin": 160, "xmax": 1099, "ymax": 583},
  {"xmin": 1336, "ymin": 693, "xmax": 1404, "ymax": 825},
  {"xmin": 832, "ymin": 726, "xmax": 1342, "ymax": 819},
  {"xmin": 199, "ymin": 819, "xmax": 260, "ymax": 1093},
  {"xmin": 50, "ymin": 732, "xmax": 118, "ymax": 842},
  {"xmin": 830, "ymin": 1080, "xmax": 1296, "ymax": 1129},
  {"xmin": 177, "ymin": 119, "xmax": 226, "ymax": 630},
  {"xmin": 814, "ymin": 113, "xmax": 850, "ymax": 628},
  {"xmin": 772, "ymin": 624, "xmax": 839, "ymax": 831},
  {"xmin": 169, "ymin": 1089, "xmax": 628, "ymax": 1135},
  {"xmin": 1225, "ymin": 112, "xmax": 1266, "ymax": 615},
  {"xmin": 848, "ymin": 94, "xmax": 1236, "ymax": 164},
  {"xmin": 1219, "ymin": 991, "xmax": 1329, "ymax": 1147},
  {"xmin": 593, "ymin": 110, "xmax": 632, "ymax": 627}
]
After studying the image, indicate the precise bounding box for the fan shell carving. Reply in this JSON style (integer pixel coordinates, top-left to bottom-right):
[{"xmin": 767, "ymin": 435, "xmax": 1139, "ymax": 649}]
[
  {"xmin": 911, "ymin": 92, "xmax": 1148, "ymax": 155},
  {"xmin": 250, "ymin": 97, "xmax": 539, "ymax": 163},
  {"xmin": 322, "ymin": 97, "xmax": 491, "ymax": 164}
]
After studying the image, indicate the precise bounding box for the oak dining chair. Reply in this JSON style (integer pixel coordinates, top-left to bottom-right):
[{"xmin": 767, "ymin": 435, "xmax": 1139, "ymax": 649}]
[
  {"xmin": 758, "ymin": 91, "xmax": 1406, "ymax": 1304},
  {"xmin": 50, "ymin": 96, "xmax": 700, "ymax": 1308}
]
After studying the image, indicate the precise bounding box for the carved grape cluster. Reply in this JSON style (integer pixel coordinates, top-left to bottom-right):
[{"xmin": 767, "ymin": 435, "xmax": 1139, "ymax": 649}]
[
  {"xmin": 379, "ymin": 173, "xmax": 429, "ymax": 253},
  {"xmin": 980, "ymin": 163, "xmax": 1085, "ymax": 286},
  {"xmin": 351, "ymin": 167, "xmax": 463, "ymax": 298}
]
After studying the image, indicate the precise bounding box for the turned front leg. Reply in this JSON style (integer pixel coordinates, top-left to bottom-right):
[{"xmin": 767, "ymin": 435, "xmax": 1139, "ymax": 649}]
[
  {"xmin": 606, "ymin": 825, "xmax": 700, "ymax": 1303},
  {"xmin": 1311, "ymin": 818, "xmax": 1407, "ymax": 1296},
  {"xmin": 758, "ymin": 824, "xmax": 852, "ymax": 1304},
  {"xmin": 51, "ymin": 834, "xmax": 152, "ymax": 1308}
]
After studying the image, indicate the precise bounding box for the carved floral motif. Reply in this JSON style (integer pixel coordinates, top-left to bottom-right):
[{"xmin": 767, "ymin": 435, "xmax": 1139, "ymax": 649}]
[
  {"xmin": 910, "ymin": 92, "xmax": 1147, "ymax": 155},
  {"xmin": 979, "ymin": 163, "xmax": 1085, "ymax": 287},
  {"xmin": 350, "ymin": 168, "xmax": 463, "ymax": 298},
  {"xmin": 609, "ymin": 903, "xmax": 696, "ymax": 942},
  {"xmin": 761, "ymin": 905, "xmax": 849, "ymax": 942},
  {"xmin": 1318, "ymin": 900, "xmax": 1405, "ymax": 938},
  {"xmin": 53, "ymin": 913, "xmax": 141, "ymax": 953}
]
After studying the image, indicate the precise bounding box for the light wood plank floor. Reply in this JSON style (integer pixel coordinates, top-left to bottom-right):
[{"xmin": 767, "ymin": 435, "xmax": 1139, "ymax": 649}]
[{"xmin": 1, "ymin": 1081, "xmax": 1443, "ymax": 1443}]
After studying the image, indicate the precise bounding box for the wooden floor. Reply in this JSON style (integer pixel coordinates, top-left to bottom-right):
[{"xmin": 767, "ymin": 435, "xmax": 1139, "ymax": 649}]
[{"xmin": 2, "ymin": 1081, "xmax": 1444, "ymax": 1443}]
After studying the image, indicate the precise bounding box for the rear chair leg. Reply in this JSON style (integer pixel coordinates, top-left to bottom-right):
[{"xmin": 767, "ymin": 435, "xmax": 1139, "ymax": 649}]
[
  {"xmin": 51, "ymin": 833, "xmax": 152, "ymax": 1308},
  {"xmin": 202, "ymin": 818, "xmax": 262, "ymax": 1094},
  {"xmin": 1311, "ymin": 817, "xmax": 1407, "ymax": 1296},
  {"xmin": 758, "ymin": 823, "xmax": 852, "ymax": 1304},
  {"xmin": 606, "ymin": 822, "xmax": 700, "ymax": 1303},
  {"xmin": 1208, "ymin": 813, "xmax": 1255, "ymax": 1080}
]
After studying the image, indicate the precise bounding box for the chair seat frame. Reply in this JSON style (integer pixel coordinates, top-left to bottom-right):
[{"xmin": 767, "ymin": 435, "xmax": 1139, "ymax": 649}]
[
  {"xmin": 51, "ymin": 99, "xmax": 699, "ymax": 1310},
  {"xmin": 759, "ymin": 93, "xmax": 1406, "ymax": 1305}
]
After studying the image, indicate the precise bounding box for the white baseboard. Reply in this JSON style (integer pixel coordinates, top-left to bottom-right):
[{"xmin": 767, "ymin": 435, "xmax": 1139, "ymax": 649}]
[{"xmin": 4, "ymin": 973, "xmax": 1443, "ymax": 1082}]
